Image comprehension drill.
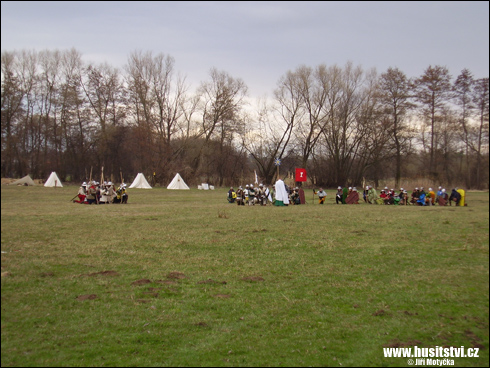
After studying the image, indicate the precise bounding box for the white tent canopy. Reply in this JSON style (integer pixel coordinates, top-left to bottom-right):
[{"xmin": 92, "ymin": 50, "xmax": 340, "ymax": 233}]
[
  {"xmin": 167, "ymin": 173, "xmax": 190, "ymax": 190},
  {"xmin": 12, "ymin": 175, "xmax": 36, "ymax": 186},
  {"xmin": 129, "ymin": 173, "xmax": 152, "ymax": 189},
  {"xmin": 44, "ymin": 172, "xmax": 63, "ymax": 187}
]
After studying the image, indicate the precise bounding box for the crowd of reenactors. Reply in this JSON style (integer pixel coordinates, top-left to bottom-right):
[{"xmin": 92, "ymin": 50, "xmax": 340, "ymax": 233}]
[
  {"xmin": 73, "ymin": 181, "xmax": 129, "ymax": 205},
  {"xmin": 361, "ymin": 186, "xmax": 465, "ymax": 206},
  {"xmin": 227, "ymin": 184, "xmax": 466, "ymax": 206},
  {"xmin": 227, "ymin": 184, "xmax": 274, "ymax": 206}
]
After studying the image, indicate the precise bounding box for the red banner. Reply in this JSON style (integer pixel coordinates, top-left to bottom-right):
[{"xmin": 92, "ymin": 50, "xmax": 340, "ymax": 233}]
[{"xmin": 295, "ymin": 168, "xmax": 307, "ymax": 182}]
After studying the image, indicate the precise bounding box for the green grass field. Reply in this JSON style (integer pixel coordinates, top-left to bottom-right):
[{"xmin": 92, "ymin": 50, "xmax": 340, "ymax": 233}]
[{"xmin": 1, "ymin": 185, "xmax": 488, "ymax": 367}]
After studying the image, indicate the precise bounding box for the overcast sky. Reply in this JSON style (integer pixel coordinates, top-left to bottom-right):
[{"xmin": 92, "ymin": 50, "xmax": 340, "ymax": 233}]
[{"xmin": 2, "ymin": 1, "xmax": 489, "ymax": 99}]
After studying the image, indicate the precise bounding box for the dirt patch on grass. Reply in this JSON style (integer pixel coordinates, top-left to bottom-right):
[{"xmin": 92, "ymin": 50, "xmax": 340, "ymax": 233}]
[
  {"xmin": 76, "ymin": 294, "xmax": 97, "ymax": 301},
  {"xmin": 403, "ymin": 311, "xmax": 418, "ymax": 316},
  {"xmin": 40, "ymin": 272, "xmax": 55, "ymax": 277},
  {"xmin": 142, "ymin": 292, "xmax": 159, "ymax": 297},
  {"xmin": 197, "ymin": 279, "xmax": 227, "ymax": 284},
  {"xmin": 214, "ymin": 294, "xmax": 231, "ymax": 298},
  {"xmin": 373, "ymin": 309, "xmax": 388, "ymax": 316},
  {"xmin": 241, "ymin": 276, "xmax": 265, "ymax": 282},
  {"xmin": 167, "ymin": 272, "xmax": 186, "ymax": 279},
  {"xmin": 155, "ymin": 280, "xmax": 176, "ymax": 285},
  {"xmin": 464, "ymin": 329, "xmax": 485, "ymax": 349},
  {"xmin": 87, "ymin": 270, "xmax": 119, "ymax": 277},
  {"xmin": 131, "ymin": 279, "xmax": 152, "ymax": 286}
]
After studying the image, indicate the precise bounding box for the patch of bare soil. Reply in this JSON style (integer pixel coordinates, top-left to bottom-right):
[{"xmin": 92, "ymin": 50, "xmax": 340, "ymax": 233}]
[
  {"xmin": 76, "ymin": 294, "xmax": 97, "ymax": 301},
  {"xmin": 241, "ymin": 276, "xmax": 265, "ymax": 282},
  {"xmin": 373, "ymin": 309, "xmax": 388, "ymax": 316},
  {"xmin": 403, "ymin": 311, "xmax": 418, "ymax": 316},
  {"xmin": 197, "ymin": 279, "xmax": 227, "ymax": 284},
  {"xmin": 142, "ymin": 292, "xmax": 159, "ymax": 297},
  {"xmin": 465, "ymin": 330, "xmax": 485, "ymax": 349},
  {"xmin": 383, "ymin": 339, "xmax": 422, "ymax": 348},
  {"xmin": 40, "ymin": 272, "xmax": 55, "ymax": 277},
  {"xmin": 155, "ymin": 280, "xmax": 176, "ymax": 285},
  {"xmin": 131, "ymin": 279, "xmax": 152, "ymax": 286},
  {"xmin": 87, "ymin": 270, "xmax": 119, "ymax": 277},
  {"xmin": 214, "ymin": 294, "xmax": 231, "ymax": 298},
  {"xmin": 195, "ymin": 322, "xmax": 209, "ymax": 327},
  {"xmin": 167, "ymin": 272, "xmax": 186, "ymax": 279}
]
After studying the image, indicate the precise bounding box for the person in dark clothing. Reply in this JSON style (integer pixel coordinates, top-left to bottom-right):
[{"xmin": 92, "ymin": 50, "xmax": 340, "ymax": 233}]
[
  {"xmin": 336, "ymin": 187, "xmax": 343, "ymax": 204},
  {"xmin": 449, "ymin": 188, "xmax": 461, "ymax": 206}
]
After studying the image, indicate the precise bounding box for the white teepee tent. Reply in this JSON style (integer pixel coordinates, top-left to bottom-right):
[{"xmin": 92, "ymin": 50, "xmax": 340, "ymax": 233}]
[
  {"xmin": 44, "ymin": 172, "xmax": 63, "ymax": 187},
  {"xmin": 129, "ymin": 173, "xmax": 152, "ymax": 189},
  {"xmin": 167, "ymin": 173, "xmax": 190, "ymax": 190},
  {"xmin": 12, "ymin": 175, "xmax": 36, "ymax": 186}
]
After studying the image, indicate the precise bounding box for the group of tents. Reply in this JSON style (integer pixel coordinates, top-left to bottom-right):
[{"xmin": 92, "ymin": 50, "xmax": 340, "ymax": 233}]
[
  {"xmin": 9, "ymin": 172, "xmax": 191, "ymax": 190},
  {"xmin": 129, "ymin": 172, "xmax": 190, "ymax": 190}
]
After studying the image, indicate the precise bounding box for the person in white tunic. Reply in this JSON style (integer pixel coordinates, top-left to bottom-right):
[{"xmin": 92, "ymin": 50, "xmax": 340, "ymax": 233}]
[{"xmin": 274, "ymin": 179, "xmax": 290, "ymax": 206}]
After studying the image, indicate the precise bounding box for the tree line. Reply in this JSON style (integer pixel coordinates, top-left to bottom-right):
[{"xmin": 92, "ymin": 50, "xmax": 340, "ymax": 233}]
[{"xmin": 1, "ymin": 49, "xmax": 488, "ymax": 189}]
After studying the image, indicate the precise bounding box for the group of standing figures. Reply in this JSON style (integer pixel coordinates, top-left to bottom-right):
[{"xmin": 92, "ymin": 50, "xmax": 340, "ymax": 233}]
[{"xmin": 73, "ymin": 181, "xmax": 129, "ymax": 205}]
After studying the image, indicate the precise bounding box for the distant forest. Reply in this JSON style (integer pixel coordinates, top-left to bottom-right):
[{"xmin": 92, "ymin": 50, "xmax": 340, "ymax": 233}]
[{"xmin": 1, "ymin": 49, "xmax": 488, "ymax": 189}]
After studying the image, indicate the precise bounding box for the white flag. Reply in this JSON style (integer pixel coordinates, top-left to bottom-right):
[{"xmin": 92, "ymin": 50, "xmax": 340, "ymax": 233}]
[{"xmin": 254, "ymin": 170, "xmax": 258, "ymax": 184}]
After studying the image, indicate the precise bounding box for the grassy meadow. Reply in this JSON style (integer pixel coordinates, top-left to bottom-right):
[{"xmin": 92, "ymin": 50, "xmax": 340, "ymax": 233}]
[{"xmin": 1, "ymin": 185, "xmax": 489, "ymax": 367}]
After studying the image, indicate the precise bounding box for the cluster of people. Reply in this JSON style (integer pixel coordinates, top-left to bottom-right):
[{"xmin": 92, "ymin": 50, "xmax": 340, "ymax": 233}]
[
  {"xmin": 74, "ymin": 181, "xmax": 129, "ymax": 205},
  {"xmin": 334, "ymin": 186, "xmax": 360, "ymax": 204},
  {"xmin": 227, "ymin": 181, "xmax": 466, "ymax": 208},
  {"xmin": 361, "ymin": 186, "xmax": 465, "ymax": 206},
  {"xmin": 228, "ymin": 182, "xmax": 318, "ymax": 206},
  {"xmin": 227, "ymin": 184, "xmax": 273, "ymax": 205}
]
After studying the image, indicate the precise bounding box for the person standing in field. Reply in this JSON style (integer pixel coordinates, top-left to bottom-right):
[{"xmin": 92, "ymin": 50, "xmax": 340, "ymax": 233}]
[
  {"xmin": 336, "ymin": 187, "xmax": 343, "ymax": 204},
  {"xmin": 274, "ymin": 178, "xmax": 290, "ymax": 206}
]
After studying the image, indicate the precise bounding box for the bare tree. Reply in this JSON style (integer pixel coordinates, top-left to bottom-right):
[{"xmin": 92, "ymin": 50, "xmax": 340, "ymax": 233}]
[
  {"xmin": 243, "ymin": 97, "xmax": 295, "ymax": 184},
  {"xmin": 413, "ymin": 65, "xmax": 452, "ymax": 179},
  {"xmin": 1, "ymin": 51, "xmax": 25, "ymax": 177},
  {"xmin": 378, "ymin": 67, "xmax": 415, "ymax": 188},
  {"xmin": 453, "ymin": 68, "xmax": 474, "ymax": 187},
  {"xmin": 471, "ymin": 77, "xmax": 489, "ymax": 188},
  {"xmin": 194, "ymin": 68, "xmax": 248, "ymax": 185},
  {"xmin": 319, "ymin": 62, "xmax": 370, "ymax": 186},
  {"xmin": 125, "ymin": 51, "xmax": 190, "ymax": 181},
  {"xmin": 291, "ymin": 65, "xmax": 329, "ymax": 170}
]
